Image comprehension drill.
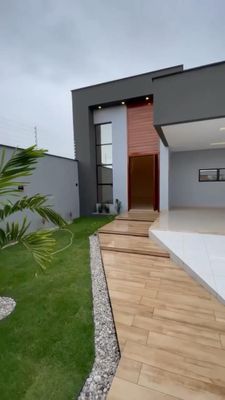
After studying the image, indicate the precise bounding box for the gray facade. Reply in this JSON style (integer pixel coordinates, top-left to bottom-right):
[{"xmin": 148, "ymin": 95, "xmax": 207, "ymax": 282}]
[
  {"xmin": 153, "ymin": 61, "xmax": 225, "ymax": 137},
  {"xmin": 170, "ymin": 149, "xmax": 225, "ymax": 208},
  {"xmin": 0, "ymin": 145, "xmax": 80, "ymax": 231},
  {"xmin": 72, "ymin": 65, "xmax": 183, "ymax": 215},
  {"xmin": 72, "ymin": 60, "xmax": 225, "ymax": 214}
]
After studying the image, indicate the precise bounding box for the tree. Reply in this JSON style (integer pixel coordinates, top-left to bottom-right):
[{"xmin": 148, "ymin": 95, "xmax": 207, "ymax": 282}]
[{"xmin": 0, "ymin": 146, "xmax": 67, "ymax": 270}]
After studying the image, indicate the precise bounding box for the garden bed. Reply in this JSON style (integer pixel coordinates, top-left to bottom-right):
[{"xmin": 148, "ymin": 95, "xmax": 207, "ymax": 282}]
[{"xmin": 0, "ymin": 216, "xmax": 113, "ymax": 400}]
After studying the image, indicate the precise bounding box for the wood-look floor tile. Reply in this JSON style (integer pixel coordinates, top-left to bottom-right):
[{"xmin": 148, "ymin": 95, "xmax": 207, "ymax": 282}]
[
  {"xmin": 99, "ymin": 232, "xmax": 169, "ymax": 256},
  {"xmin": 117, "ymin": 337, "xmax": 126, "ymax": 352},
  {"xmin": 215, "ymin": 311, "xmax": 225, "ymax": 323},
  {"xmin": 105, "ymin": 269, "xmax": 147, "ymax": 284},
  {"xmin": 153, "ymin": 304, "xmax": 215, "ymax": 321},
  {"xmin": 111, "ymin": 299, "xmax": 154, "ymax": 317},
  {"xmin": 139, "ymin": 363, "xmax": 225, "ymax": 400},
  {"xmin": 113, "ymin": 310, "xmax": 134, "ymax": 326},
  {"xmin": 144, "ymin": 277, "xmax": 161, "ymax": 289},
  {"xmin": 220, "ymin": 334, "xmax": 225, "ymax": 348},
  {"xmin": 98, "ymin": 220, "xmax": 151, "ymax": 237},
  {"xmin": 108, "ymin": 377, "xmax": 179, "ymax": 400},
  {"xmin": 156, "ymin": 291, "xmax": 225, "ymax": 312},
  {"xmin": 158, "ymin": 279, "xmax": 212, "ymax": 298},
  {"xmin": 149, "ymin": 269, "xmax": 193, "ymax": 283},
  {"xmin": 101, "ymin": 250, "xmax": 170, "ymax": 269},
  {"xmin": 104, "ymin": 264, "xmax": 151, "ymax": 279},
  {"xmin": 141, "ymin": 295, "xmax": 216, "ymax": 317},
  {"xmin": 115, "ymin": 322, "xmax": 148, "ymax": 345},
  {"xmin": 115, "ymin": 357, "xmax": 142, "ymax": 384},
  {"xmin": 153, "ymin": 308, "xmax": 225, "ymax": 334},
  {"xmin": 116, "ymin": 210, "xmax": 158, "ymax": 222},
  {"xmin": 123, "ymin": 340, "xmax": 225, "ymax": 386},
  {"xmin": 98, "ymin": 214, "xmax": 225, "ymax": 399},
  {"xmin": 109, "ymin": 289, "xmax": 141, "ymax": 304},
  {"xmin": 133, "ymin": 314, "xmax": 221, "ymax": 348},
  {"xmin": 147, "ymin": 331, "xmax": 225, "ymax": 367},
  {"xmin": 107, "ymin": 277, "xmax": 145, "ymax": 289},
  {"xmin": 108, "ymin": 282, "xmax": 157, "ymax": 299}
]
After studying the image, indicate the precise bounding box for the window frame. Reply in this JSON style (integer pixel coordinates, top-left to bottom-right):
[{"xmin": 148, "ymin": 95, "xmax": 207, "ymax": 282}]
[
  {"xmin": 198, "ymin": 168, "xmax": 225, "ymax": 182},
  {"xmin": 95, "ymin": 122, "xmax": 113, "ymax": 203},
  {"xmin": 219, "ymin": 168, "xmax": 225, "ymax": 182}
]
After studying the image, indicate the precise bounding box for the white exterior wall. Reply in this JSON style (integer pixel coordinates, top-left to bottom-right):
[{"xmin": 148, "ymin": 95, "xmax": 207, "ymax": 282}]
[
  {"xmin": 93, "ymin": 106, "xmax": 128, "ymax": 212},
  {"xmin": 0, "ymin": 145, "xmax": 80, "ymax": 231},
  {"xmin": 160, "ymin": 140, "xmax": 169, "ymax": 210},
  {"xmin": 170, "ymin": 148, "xmax": 225, "ymax": 208}
]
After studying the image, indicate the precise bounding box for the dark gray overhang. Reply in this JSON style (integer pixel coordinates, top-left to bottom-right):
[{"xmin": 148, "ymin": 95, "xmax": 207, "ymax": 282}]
[
  {"xmin": 152, "ymin": 61, "xmax": 225, "ymax": 146},
  {"xmin": 71, "ymin": 64, "xmax": 183, "ymax": 107}
]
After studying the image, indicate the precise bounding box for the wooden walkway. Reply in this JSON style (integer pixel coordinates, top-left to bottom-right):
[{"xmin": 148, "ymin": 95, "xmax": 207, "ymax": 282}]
[{"xmin": 98, "ymin": 211, "xmax": 225, "ymax": 400}]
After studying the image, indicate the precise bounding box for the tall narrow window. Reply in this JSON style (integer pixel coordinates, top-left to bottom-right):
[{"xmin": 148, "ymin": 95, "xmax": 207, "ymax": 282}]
[{"xmin": 96, "ymin": 123, "xmax": 113, "ymax": 203}]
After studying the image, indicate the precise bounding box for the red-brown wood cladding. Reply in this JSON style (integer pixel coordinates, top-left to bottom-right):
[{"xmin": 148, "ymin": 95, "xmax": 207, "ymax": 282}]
[{"xmin": 127, "ymin": 102, "xmax": 159, "ymax": 156}]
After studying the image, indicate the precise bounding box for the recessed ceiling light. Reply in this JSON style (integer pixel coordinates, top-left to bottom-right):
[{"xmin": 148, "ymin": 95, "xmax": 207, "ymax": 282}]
[
  {"xmin": 98, "ymin": 106, "xmax": 102, "ymax": 109},
  {"xmin": 219, "ymin": 127, "xmax": 225, "ymax": 131},
  {"xmin": 121, "ymin": 101, "xmax": 125, "ymax": 105},
  {"xmin": 145, "ymin": 96, "xmax": 149, "ymax": 100},
  {"xmin": 210, "ymin": 141, "xmax": 225, "ymax": 146}
]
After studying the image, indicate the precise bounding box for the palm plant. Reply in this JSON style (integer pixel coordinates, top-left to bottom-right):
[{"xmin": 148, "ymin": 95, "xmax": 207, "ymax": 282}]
[{"xmin": 0, "ymin": 146, "xmax": 67, "ymax": 270}]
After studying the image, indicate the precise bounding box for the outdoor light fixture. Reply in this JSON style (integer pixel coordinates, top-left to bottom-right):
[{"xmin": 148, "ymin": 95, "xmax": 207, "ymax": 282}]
[
  {"xmin": 145, "ymin": 96, "xmax": 149, "ymax": 100},
  {"xmin": 210, "ymin": 142, "xmax": 225, "ymax": 146},
  {"xmin": 121, "ymin": 101, "xmax": 125, "ymax": 105},
  {"xmin": 98, "ymin": 106, "xmax": 102, "ymax": 109}
]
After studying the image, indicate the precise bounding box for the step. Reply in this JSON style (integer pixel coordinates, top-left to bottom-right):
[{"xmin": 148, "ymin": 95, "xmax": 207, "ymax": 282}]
[
  {"xmin": 98, "ymin": 220, "xmax": 151, "ymax": 237},
  {"xmin": 116, "ymin": 210, "xmax": 159, "ymax": 222},
  {"xmin": 99, "ymin": 233, "xmax": 170, "ymax": 258}
]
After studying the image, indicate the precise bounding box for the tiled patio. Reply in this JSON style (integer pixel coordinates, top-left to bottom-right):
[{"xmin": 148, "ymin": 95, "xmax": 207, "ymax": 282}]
[
  {"xmin": 150, "ymin": 208, "xmax": 225, "ymax": 303},
  {"xmin": 98, "ymin": 211, "xmax": 225, "ymax": 400}
]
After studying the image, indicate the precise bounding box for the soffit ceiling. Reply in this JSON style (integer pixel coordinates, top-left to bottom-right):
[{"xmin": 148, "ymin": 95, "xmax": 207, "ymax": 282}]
[{"xmin": 162, "ymin": 117, "xmax": 225, "ymax": 151}]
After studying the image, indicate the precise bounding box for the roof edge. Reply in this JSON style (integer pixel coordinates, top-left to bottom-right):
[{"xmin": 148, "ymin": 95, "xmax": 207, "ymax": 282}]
[
  {"xmin": 152, "ymin": 59, "xmax": 225, "ymax": 81},
  {"xmin": 0, "ymin": 143, "xmax": 77, "ymax": 162},
  {"xmin": 71, "ymin": 64, "xmax": 183, "ymax": 92}
]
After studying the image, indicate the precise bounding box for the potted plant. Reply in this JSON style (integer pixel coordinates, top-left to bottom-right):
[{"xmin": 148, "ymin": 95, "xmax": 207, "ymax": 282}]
[
  {"xmin": 98, "ymin": 203, "xmax": 103, "ymax": 213},
  {"xmin": 104, "ymin": 204, "xmax": 110, "ymax": 214},
  {"xmin": 115, "ymin": 199, "xmax": 121, "ymax": 214}
]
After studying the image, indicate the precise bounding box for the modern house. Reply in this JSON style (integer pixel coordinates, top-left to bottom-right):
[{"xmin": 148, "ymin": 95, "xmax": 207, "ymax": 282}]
[
  {"xmin": 71, "ymin": 61, "xmax": 225, "ymax": 399},
  {"xmin": 72, "ymin": 61, "xmax": 225, "ymax": 216}
]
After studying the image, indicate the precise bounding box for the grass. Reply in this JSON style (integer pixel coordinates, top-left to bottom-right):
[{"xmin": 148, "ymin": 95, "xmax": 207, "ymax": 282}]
[{"xmin": 0, "ymin": 216, "xmax": 113, "ymax": 400}]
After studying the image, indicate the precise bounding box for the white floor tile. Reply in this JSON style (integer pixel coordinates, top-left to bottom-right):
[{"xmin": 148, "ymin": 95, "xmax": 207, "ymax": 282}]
[
  {"xmin": 151, "ymin": 229, "xmax": 225, "ymax": 302},
  {"xmin": 214, "ymin": 277, "xmax": 225, "ymax": 299},
  {"xmin": 210, "ymin": 257, "xmax": 225, "ymax": 277}
]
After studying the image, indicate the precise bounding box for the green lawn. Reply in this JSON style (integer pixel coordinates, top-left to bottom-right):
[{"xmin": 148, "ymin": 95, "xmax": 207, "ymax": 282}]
[{"xmin": 0, "ymin": 216, "xmax": 113, "ymax": 400}]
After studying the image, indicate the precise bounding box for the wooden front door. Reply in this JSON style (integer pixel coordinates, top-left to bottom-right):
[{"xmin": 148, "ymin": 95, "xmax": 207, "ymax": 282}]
[{"xmin": 129, "ymin": 154, "xmax": 159, "ymax": 210}]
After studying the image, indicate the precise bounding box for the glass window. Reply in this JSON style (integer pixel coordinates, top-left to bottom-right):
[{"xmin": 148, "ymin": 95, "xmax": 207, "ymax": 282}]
[
  {"xmin": 199, "ymin": 169, "xmax": 218, "ymax": 182},
  {"xmin": 96, "ymin": 144, "xmax": 112, "ymax": 165},
  {"xmin": 96, "ymin": 123, "xmax": 112, "ymax": 145},
  {"xmin": 95, "ymin": 123, "xmax": 113, "ymax": 204},
  {"xmin": 219, "ymin": 169, "xmax": 225, "ymax": 181},
  {"xmin": 97, "ymin": 166, "xmax": 112, "ymax": 184},
  {"xmin": 97, "ymin": 185, "xmax": 113, "ymax": 203}
]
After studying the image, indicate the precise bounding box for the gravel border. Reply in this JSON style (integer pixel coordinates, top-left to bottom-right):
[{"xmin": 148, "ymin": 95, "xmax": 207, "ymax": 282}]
[
  {"xmin": 78, "ymin": 234, "xmax": 120, "ymax": 400},
  {"xmin": 0, "ymin": 297, "xmax": 16, "ymax": 320}
]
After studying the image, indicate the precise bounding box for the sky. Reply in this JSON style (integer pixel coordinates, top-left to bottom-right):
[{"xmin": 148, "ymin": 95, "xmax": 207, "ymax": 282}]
[{"xmin": 0, "ymin": 0, "xmax": 225, "ymax": 158}]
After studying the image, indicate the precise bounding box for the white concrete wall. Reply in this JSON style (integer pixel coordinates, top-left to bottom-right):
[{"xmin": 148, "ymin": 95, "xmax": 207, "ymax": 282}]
[
  {"xmin": 170, "ymin": 148, "xmax": 225, "ymax": 208},
  {"xmin": 93, "ymin": 106, "xmax": 128, "ymax": 212},
  {"xmin": 160, "ymin": 140, "xmax": 169, "ymax": 210},
  {"xmin": 0, "ymin": 145, "xmax": 80, "ymax": 232}
]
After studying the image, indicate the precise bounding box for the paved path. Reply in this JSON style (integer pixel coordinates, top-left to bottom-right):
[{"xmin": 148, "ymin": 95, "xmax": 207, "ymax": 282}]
[{"xmin": 98, "ymin": 211, "xmax": 225, "ymax": 400}]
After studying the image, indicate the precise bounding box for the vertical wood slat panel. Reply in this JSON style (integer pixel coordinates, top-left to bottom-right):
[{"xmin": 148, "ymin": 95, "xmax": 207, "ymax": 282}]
[{"xmin": 127, "ymin": 103, "xmax": 159, "ymax": 156}]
